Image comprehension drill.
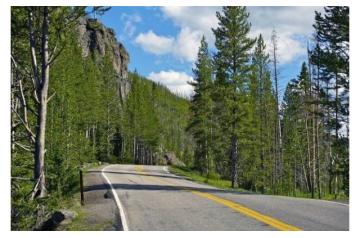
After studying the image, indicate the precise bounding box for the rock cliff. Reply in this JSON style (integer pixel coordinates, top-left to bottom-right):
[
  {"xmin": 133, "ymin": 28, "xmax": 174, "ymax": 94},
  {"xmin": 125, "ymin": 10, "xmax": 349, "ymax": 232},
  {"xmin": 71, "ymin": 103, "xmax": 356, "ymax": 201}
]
[{"xmin": 77, "ymin": 17, "xmax": 130, "ymax": 102}]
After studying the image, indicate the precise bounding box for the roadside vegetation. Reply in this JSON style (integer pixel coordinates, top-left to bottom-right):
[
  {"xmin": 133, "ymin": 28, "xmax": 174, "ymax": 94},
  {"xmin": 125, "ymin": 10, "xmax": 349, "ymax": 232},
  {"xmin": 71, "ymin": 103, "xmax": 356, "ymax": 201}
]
[
  {"xmin": 56, "ymin": 197, "xmax": 113, "ymax": 231},
  {"xmin": 170, "ymin": 165, "xmax": 348, "ymax": 201},
  {"xmin": 170, "ymin": 166, "xmax": 236, "ymax": 191}
]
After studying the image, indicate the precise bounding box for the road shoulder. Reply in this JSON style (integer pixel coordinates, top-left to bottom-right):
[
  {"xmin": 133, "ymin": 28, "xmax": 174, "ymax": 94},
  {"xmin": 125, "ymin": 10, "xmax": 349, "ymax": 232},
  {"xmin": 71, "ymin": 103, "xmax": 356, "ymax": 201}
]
[{"xmin": 58, "ymin": 165, "xmax": 121, "ymax": 231}]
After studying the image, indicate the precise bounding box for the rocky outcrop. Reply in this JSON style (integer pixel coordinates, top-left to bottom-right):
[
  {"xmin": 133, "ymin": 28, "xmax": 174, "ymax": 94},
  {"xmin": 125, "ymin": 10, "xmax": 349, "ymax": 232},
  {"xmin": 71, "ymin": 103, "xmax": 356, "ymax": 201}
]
[
  {"xmin": 36, "ymin": 209, "xmax": 77, "ymax": 231},
  {"xmin": 77, "ymin": 17, "xmax": 130, "ymax": 101},
  {"xmin": 164, "ymin": 152, "xmax": 185, "ymax": 167}
]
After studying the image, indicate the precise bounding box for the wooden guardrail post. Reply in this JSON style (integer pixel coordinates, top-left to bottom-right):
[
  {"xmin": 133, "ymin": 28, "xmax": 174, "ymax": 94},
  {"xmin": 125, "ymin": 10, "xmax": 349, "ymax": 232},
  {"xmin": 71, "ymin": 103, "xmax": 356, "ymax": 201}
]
[{"xmin": 80, "ymin": 169, "xmax": 84, "ymax": 206}]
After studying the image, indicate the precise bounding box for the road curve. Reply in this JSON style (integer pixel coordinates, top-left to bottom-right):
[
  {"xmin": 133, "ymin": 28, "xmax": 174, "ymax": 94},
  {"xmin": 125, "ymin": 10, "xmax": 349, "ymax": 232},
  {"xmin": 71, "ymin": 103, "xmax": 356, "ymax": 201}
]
[{"xmin": 100, "ymin": 164, "xmax": 349, "ymax": 231}]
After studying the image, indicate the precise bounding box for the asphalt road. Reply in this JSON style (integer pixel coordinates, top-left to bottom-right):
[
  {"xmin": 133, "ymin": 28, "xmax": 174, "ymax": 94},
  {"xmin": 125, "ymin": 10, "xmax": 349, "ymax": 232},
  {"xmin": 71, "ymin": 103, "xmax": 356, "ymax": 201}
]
[{"xmin": 100, "ymin": 164, "xmax": 349, "ymax": 231}]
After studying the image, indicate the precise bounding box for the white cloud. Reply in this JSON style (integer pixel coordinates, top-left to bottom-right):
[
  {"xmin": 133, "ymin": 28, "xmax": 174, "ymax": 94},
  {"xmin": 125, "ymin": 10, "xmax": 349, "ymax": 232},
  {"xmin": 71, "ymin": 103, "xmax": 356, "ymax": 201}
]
[
  {"xmin": 248, "ymin": 7, "xmax": 322, "ymax": 36},
  {"xmin": 161, "ymin": 6, "xmax": 219, "ymax": 45},
  {"xmin": 250, "ymin": 29, "xmax": 305, "ymax": 64},
  {"xmin": 124, "ymin": 6, "xmax": 218, "ymax": 63},
  {"xmin": 135, "ymin": 30, "xmax": 174, "ymax": 55},
  {"xmin": 134, "ymin": 28, "xmax": 201, "ymax": 62},
  {"xmin": 248, "ymin": 6, "xmax": 324, "ymax": 64},
  {"xmin": 121, "ymin": 13, "xmax": 142, "ymax": 38},
  {"xmin": 160, "ymin": 6, "xmax": 219, "ymax": 62},
  {"xmin": 148, "ymin": 70, "xmax": 194, "ymax": 97},
  {"xmin": 124, "ymin": 21, "xmax": 136, "ymax": 37},
  {"xmin": 274, "ymin": 33, "xmax": 304, "ymax": 64},
  {"xmin": 158, "ymin": 6, "xmax": 323, "ymax": 65},
  {"xmin": 173, "ymin": 27, "xmax": 202, "ymax": 62}
]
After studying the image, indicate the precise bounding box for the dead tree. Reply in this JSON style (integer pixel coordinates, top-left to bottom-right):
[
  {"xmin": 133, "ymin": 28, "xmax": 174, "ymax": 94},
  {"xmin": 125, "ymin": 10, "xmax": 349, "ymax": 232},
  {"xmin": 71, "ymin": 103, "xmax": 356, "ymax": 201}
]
[
  {"xmin": 271, "ymin": 29, "xmax": 283, "ymax": 191},
  {"xmin": 25, "ymin": 7, "xmax": 86, "ymax": 199}
]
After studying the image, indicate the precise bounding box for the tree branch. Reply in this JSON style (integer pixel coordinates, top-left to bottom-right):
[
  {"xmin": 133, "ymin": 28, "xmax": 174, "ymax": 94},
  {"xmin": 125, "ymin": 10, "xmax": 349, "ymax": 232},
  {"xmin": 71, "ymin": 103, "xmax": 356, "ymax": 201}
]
[
  {"xmin": 47, "ymin": 91, "xmax": 56, "ymax": 103},
  {"xmin": 18, "ymin": 79, "xmax": 29, "ymax": 124},
  {"xmin": 11, "ymin": 106, "xmax": 35, "ymax": 143},
  {"xmin": 29, "ymin": 173, "xmax": 42, "ymax": 200},
  {"xmin": 14, "ymin": 142, "xmax": 33, "ymax": 152},
  {"xmin": 11, "ymin": 55, "xmax": 18, "ymax": 68},
  {"xmin": 11, "ymin": 177, "xmax": 35, "ymax": 181},
  {"xmin": 27, "ymin": 7, "xmax": 41, "ymax": 92},
  {"xmin": 48, "ymin": 44, "xmax": 58, "ymax": 63},
  {"xmin": 48, "ymin": 45, "xmax": 65, "ymax": 65}
]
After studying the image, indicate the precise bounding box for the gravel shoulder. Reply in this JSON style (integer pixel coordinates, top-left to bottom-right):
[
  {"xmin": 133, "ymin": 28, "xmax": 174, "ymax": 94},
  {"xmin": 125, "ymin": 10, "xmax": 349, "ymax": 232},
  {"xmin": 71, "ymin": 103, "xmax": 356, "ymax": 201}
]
[
  {"xmin": 82, "ymin": 165, "xmax": 121, "ymax": 230},
  {"xmin": 59, "ymin": 165, "xmax": 121, "ymax": 231}
]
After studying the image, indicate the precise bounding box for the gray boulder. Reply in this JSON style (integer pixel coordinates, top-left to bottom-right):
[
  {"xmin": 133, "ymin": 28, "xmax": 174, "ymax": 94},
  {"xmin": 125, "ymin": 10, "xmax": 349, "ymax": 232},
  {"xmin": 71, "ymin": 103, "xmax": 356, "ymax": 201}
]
[
  {"xmin": 164, "ymin": 152, "xmax": 185, "ymax": 167},
  {"xmin": 37, "ymin": 209, "xmax": 77, "ymax": 230}
]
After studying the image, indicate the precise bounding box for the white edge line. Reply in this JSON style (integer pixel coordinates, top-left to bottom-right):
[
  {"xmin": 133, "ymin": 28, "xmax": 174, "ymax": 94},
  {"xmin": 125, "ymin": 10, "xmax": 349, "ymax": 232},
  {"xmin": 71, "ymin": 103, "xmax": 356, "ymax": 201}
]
[
  {"xmin": 317, "ymin": 199, "xmax": 349, "ymax": 207},
  {"xmin": 101, "ymin": 165, "xmax": 129, "ymax": 231},
  {"xmin": 268, "ymin": 194, "xmax": 349, "ymax": 207}
]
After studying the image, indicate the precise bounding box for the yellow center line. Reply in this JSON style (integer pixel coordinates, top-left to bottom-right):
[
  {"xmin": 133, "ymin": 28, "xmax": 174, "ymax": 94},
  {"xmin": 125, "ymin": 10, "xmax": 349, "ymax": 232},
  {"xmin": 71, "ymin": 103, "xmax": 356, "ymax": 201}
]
[
  {"xmin": 135, "ymin": 164, "xmax": 144, "ymax": 173},
  {"xmin": 134, "ymin": 165, "xmax": 301, "ymax": 231}
]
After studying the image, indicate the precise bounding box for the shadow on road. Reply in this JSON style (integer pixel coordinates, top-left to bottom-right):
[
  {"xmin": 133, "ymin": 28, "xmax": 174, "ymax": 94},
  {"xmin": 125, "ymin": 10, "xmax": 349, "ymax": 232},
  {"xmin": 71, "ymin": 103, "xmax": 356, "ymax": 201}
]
[
  {"xmin": 87, "ymin": 170, "xmax": 188, "ymax": 181},
  {"xmin": 84, "ymin": 181, "xmax": 253, "ymax": 196}
]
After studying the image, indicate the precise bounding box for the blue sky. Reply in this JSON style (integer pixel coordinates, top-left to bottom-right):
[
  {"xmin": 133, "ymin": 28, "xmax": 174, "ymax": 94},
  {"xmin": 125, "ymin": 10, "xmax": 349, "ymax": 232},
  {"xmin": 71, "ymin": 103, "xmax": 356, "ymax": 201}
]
[{"xmin": 98, "ymin": 6, "xmax": 324, "ymax": 99}]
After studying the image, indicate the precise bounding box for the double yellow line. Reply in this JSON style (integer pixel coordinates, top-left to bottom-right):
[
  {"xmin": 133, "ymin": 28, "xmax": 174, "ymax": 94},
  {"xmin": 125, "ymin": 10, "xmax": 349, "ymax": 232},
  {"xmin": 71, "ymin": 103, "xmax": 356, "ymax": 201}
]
[{"xmin": 134, "ymin": 165, "xmax": 301, "ymax": 231}]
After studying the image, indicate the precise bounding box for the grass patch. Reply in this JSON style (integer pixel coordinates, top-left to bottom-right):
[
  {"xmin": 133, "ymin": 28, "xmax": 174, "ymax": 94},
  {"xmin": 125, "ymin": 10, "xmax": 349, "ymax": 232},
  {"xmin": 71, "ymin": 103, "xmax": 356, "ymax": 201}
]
[
  {"xmin": 288, "ymin": 190, "xmax": 349, "ymax": 202},
  {"xmin": 170, "ymin": 166, "xmax": 349, "ymax": 202},
  {"xmin": 62, "ymin": 208, "xmax": 112, "ymax": 231},
  {"xmin": 56, "ymin": 191, "xmax": 113, "ymax": 231},
  {"xmin": 53, "ymin": 193, "xmax": 89, "ymax": 231},
  {"xmin": 170, "ymin": 166, "xmax": 250, "ymax": 193},
  {"xmin": 82, "ymin": 161, "xmax": 106, "ymax": 172}
]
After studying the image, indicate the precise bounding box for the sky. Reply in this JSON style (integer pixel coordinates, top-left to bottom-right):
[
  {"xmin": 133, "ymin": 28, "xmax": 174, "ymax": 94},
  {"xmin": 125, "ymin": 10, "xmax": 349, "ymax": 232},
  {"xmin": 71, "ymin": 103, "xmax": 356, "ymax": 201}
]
[{"xmin": 98, "ymin": 6, "xmax": 324, "ymax": 100}]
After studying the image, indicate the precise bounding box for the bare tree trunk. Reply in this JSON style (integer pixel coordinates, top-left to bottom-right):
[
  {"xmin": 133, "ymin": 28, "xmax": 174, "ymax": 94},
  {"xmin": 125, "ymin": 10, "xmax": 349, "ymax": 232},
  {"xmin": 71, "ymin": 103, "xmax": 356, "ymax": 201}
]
[
  {"xmin": 334, "ymin": 72, "xmax": 339, "ymax": 199},
  {"xmin": 205, "ymin": 137, "xmax": 209, "ymax": 175},
  {"xmin": 230, "ymin": 134, "xmax": 238, "ymax": 188},
  {"xmin": 143, "ymin": 147, "xmax": 148, "ymax": 165},
  {"xmin": 31, "ymin": 7, "xmax": 50, "ymax": 199},
  {"xmin": 11, "ymin": 60, "xmax": 16, "ymax": 152},
  {"xmin": 260, "ymin": 115, "xmax": 265, "ymax": 194},
  {"xmin": 92, "ymin": 124, "xmax": 96, "ymax": 155},
  {"xmin": 141, "ymin": 144, "xmax": 144, "ymax": 165},
  {"xmin": 133, "ymin": 137, "xmax": 136, "ymax": 163},
  {"xmin": 315, "ymin": 56, "xmax": 322, "ymax": 199},
  {"xmin": 106, "ymin": 105, "xmax": 111, "ymax": 159},
  {"xmin": 120, "ymin": 134, "xmax": 124, "ymax": 160},
  {"xmin": 307, "ymin": 48, "xmax": 316, "ymax": 199},
  {"xmin": 293, "ymin": 155, "xmax": 297, "ymax": 196},
  {"xmin": 302, "ymin": 159, "xmax": 310, "ymax": 193},
  {"xmin": 305, "ymin": 115, "xmax": 313, "ymax": 196},
  {"xmin": 271, "ymin": 124, "xmax": 276, "ymax": 194},
  {"xmin": 317, "ymin": 120, "xmax": 321, "ymax": 198},
  {"xmin": 139, "ymin": 143, "xmax": 141, "ymax": 164},
  {"xmin": 311, "ymin": 118, "xmax": 316, "ymax": 198},
  {"xmin": 271, "ymin": 30, "xmax": 283, "ymax": 193}
]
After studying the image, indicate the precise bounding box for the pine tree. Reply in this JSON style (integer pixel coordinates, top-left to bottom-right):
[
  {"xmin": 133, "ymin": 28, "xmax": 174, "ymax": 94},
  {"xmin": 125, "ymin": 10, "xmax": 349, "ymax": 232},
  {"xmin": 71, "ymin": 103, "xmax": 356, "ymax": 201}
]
[
  {"xmin": 312, "ymin": 6, "xmax": 349, "ymax": 197},
  {"xmin": 249, "ymin": 34, "xmax": 277, "ymax": 193},
  {"xmin": 212, "ymin": 6, "xmax": 256, "ymax": 188},
  {"xmin": 187, "ymin": 36, "xmax": 214, "ymax": 175},
  {"xmin": 282, "ymin": 62, "xmax": 325, "ymax": 197}
]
